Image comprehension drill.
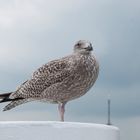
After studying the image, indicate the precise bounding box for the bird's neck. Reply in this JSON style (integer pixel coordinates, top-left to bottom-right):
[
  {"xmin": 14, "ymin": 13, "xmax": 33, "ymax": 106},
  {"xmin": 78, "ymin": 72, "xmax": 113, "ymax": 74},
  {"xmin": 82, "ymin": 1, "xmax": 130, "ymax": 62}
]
[
  {"xmin": 73, "ymin": 52, "xmax": 93, "ymax": 62},
  {"xmin": 74, "ymin": 51, "xmax": 92, "ymax": 55}
]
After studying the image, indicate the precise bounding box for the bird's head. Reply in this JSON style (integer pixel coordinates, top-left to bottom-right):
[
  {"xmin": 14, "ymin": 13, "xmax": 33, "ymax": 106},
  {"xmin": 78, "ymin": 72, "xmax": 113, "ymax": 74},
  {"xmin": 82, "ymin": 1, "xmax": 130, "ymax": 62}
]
[{"xmin": 74, "ymin": 40, "xmax": 93, "ymax": 54}]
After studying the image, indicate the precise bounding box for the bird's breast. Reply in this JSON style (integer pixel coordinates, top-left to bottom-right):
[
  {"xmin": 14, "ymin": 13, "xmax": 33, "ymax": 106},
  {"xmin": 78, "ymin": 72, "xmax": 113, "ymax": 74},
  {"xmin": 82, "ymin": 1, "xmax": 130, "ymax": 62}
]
[
  {"xmin": 41, "ymin": 54, "xmax": 99, "ymax": 103},
  {"xmin": 60, "ymin": 55, "xmax": 99, "ymax": 101}
]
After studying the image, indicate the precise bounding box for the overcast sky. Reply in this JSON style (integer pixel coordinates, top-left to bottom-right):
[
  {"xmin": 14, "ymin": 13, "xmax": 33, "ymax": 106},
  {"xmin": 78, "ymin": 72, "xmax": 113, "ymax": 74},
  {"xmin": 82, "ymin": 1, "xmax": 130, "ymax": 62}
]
[{"xmin": 0, "ymin": 0, "xmax": 140, "ymax": 140}]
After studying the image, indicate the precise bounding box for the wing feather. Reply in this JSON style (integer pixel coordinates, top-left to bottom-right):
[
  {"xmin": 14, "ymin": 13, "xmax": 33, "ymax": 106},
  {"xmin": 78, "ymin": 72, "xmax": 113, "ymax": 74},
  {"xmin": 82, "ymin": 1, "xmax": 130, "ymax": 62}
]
[{"xmin": 10, "ymin": 58, "xmax": 73, "ymax": 99}]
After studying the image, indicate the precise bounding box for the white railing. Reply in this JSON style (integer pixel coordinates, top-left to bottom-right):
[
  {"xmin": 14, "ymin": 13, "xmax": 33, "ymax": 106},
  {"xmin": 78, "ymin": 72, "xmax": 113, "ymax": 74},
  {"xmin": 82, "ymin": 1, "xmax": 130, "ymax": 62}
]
[{"xmin": 0, "ymin": 121, "xmax": 120, "ymax": 140}]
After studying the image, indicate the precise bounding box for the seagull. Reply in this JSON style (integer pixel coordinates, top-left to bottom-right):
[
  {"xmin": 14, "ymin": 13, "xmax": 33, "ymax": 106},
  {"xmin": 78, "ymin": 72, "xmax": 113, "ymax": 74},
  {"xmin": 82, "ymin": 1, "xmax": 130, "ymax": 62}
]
[{"xmin": 0, "ymin": 40, "xmax": 99, "ymax": 121}]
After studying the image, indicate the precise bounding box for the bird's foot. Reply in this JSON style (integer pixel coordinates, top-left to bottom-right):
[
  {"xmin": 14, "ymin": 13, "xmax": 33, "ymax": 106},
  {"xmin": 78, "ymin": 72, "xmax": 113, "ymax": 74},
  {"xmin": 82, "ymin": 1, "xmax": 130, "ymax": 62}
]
[{"xmin": 58, "ymin": 102, "xmax": 67, "ymax": 122}]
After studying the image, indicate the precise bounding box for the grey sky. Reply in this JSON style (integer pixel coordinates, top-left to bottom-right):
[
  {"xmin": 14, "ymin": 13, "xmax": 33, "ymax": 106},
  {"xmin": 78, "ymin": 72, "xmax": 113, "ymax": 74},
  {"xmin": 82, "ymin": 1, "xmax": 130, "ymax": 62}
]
[{"xmin": 0, "ymin": 0, "xmax": 140, "ymax": 140}]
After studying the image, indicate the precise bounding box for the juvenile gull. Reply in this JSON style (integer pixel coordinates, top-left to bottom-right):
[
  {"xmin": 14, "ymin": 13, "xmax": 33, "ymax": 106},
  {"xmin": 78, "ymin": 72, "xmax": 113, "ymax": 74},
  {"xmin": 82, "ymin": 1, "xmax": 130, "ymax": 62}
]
[{"xmin": 0, "ymin": 40, "xmax": 99, "ymax": 121}]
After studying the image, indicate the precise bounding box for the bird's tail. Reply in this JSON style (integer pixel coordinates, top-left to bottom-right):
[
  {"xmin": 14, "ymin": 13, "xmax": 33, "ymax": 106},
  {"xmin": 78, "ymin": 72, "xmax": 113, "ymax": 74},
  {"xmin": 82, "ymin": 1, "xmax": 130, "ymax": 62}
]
[
  {"xmin": 0, "ymin": 92, "xmax": 28, "ymax": 111},
  {"xmin": 0, "ymin": 92, "xmax": 13, "ymax": 103},
  {"xmin": 3, "ymin": 99, "xmax": 29, "ymax": 111}
]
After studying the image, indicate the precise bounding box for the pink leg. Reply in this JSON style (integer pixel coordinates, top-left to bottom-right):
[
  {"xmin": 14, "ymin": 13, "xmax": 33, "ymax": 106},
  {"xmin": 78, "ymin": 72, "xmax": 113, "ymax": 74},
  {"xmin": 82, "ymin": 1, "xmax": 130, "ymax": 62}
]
[{"xmin": 58, "ymin": 102, "xmax": 67, "ymax": 122}]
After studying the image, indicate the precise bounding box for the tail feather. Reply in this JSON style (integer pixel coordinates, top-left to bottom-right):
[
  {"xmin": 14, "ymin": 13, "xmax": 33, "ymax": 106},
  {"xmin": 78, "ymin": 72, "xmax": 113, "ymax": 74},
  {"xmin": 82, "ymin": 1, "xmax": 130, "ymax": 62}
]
[
  {"xmin": 0, "ymin": 92, "xmax": 24, "ymax": 103},
  {"xmin": 0, "ymin": 92, "xmax": 27, "ymax": 111},
  {"xmin": 0, "ymin": 92, "xmax": 13, "ymax": 103},
  {"xmin": 0, "ymin": 92, "xmax": 12, "ymax": 98},
  {"xmin": 3, "ymin": 99, "xmax": 29, "ymax": 111}
]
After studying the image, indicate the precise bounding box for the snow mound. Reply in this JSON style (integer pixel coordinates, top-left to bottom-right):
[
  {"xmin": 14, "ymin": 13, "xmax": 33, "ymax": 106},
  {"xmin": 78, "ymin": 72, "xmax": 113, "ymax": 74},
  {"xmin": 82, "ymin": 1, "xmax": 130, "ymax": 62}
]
[{"xmin": 0, "ymin": 121, "xmax": 120, "ymax": 140}]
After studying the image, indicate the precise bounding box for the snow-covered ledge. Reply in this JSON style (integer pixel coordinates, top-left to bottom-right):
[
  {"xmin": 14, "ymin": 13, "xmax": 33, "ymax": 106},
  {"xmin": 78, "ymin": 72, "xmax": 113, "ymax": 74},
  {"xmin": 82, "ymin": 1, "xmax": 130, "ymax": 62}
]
[{"xmin": 0, "ymin": 121, "xmax": 120, "ymax": 140}]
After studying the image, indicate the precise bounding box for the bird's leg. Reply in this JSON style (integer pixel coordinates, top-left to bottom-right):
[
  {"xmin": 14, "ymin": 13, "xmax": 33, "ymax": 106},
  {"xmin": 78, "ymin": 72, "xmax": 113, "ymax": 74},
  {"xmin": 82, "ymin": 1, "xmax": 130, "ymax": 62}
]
[{"xmin": 58, "ymin": 102, "xmax": 67, "ymax": 122}]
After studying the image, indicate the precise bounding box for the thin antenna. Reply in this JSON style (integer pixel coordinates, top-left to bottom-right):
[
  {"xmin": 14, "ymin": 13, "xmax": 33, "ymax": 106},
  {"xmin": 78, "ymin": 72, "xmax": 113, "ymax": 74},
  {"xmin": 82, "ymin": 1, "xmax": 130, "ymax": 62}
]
[{"xmin": 107, "ymin": 94, "xmax": 111, "ymax": 125}]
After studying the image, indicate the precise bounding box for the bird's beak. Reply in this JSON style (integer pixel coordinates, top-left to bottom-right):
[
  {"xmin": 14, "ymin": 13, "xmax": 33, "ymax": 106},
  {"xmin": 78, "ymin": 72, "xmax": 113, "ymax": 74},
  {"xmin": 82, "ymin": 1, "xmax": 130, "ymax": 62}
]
[{"xmin": 87, "ymin": 45, "xmax": 93, "ymax": 51}]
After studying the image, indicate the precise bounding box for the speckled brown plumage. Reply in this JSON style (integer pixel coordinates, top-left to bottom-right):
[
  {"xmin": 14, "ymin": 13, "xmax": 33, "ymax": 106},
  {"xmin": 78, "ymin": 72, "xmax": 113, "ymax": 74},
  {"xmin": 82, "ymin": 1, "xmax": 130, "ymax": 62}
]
[{"xmin": 0, "ymin": 40, "xmax": 99, "ymax": 121}]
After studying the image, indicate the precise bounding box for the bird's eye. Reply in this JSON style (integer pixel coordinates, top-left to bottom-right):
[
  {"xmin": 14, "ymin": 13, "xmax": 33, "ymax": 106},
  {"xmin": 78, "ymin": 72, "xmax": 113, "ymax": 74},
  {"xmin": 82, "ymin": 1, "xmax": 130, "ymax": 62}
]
[{"xmin": 77, "ymin": 43, "xmax": 80, "ymax": 46}]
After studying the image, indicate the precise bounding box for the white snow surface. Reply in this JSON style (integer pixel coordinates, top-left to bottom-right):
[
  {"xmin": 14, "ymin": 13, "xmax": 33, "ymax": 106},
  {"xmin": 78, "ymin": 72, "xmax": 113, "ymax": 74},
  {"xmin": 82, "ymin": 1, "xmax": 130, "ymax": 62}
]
[{"xmin": 0, "ymin": 121, "xmax": 120, "ymax": 140}]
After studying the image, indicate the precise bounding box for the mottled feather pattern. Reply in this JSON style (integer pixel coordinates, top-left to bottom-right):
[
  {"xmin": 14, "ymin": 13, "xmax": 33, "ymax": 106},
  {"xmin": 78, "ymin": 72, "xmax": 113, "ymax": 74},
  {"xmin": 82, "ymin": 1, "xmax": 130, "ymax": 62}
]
[
  {"xmin": 2, "ymin": 40, "xmax": 99, "ymax": 113},
  {"xmin": 10, "ymin": 54, "xmax": 98, "ymax": 102},
  {"xmin": 3, "ymin": 99, "xmax": 30, "ymax": 111}
]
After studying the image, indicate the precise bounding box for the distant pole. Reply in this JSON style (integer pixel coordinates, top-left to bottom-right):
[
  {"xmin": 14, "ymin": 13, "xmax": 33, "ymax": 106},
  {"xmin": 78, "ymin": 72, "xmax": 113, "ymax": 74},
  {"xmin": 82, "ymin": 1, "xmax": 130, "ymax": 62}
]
[{"xmin": 107, "ymin": 95, "xmax": 111, "ymax": 125}]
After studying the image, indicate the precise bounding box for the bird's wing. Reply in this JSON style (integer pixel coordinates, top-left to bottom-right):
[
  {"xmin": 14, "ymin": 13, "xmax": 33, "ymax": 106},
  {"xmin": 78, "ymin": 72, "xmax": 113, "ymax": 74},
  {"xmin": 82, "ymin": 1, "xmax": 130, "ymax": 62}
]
[{"xmin": 10, "ymin": 57, "xmax": 74, "ymax": 99}]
